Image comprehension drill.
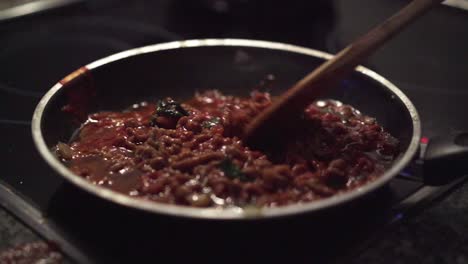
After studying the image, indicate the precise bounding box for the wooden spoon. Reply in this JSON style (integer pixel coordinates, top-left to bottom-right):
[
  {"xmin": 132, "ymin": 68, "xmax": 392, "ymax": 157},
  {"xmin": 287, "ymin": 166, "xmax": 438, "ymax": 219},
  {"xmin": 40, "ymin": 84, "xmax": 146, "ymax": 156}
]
[{"xmin": 243, "ymin": 0, "xmax": 444, "ymax": 149}]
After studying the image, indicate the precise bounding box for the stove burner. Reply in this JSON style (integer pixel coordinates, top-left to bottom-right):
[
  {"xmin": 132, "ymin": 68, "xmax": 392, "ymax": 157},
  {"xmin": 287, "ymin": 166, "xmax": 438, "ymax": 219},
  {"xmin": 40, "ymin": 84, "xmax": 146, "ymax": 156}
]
[
  {"xmin": 0, "ymin": 16, "xmax": 179, "ymax": 97},
  {"xmin": 1, "ymin": 36, "xmax": 131, "ymax": 97},
  {"xmin": 0, "ymin": 15, "xmax": 178, "ymax": 122}
]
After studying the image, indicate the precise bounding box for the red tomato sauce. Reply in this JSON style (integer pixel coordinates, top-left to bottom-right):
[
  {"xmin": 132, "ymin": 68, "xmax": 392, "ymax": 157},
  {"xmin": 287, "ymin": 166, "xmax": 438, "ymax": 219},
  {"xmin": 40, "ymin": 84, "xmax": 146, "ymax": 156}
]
[{"xmin": 56, "ymin": 90, "xmax": 399, "ymax": 208}]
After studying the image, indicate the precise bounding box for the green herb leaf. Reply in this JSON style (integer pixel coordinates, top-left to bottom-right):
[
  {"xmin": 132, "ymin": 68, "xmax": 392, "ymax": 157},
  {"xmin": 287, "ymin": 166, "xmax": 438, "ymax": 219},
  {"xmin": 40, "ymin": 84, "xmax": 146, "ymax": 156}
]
[
  {"xmin": 219, "ymin": 158, "xmax": 250, "ymax": 182},
  {"xmin": 156, "ymin": 98, "xmax": 189, "ymax": 118},
  {"xmin": 202, "ymin": 117, "xmax": 221, "ymax": 129}
]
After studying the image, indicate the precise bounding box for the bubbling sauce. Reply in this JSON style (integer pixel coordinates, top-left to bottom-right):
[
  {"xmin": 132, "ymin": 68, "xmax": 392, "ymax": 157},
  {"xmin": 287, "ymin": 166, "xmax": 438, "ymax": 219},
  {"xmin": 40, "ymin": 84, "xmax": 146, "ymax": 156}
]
[{"xmin": 56, "ymin": 90, "xmax": 399, "ymax": 208}]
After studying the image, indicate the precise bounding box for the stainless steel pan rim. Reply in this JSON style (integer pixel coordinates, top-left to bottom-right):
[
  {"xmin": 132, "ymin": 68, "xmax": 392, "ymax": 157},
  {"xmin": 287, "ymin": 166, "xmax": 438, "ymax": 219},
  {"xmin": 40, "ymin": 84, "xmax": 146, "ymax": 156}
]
[{"xmin": 32, "ymin": 39, "xmax": 421, "ymax": 220}]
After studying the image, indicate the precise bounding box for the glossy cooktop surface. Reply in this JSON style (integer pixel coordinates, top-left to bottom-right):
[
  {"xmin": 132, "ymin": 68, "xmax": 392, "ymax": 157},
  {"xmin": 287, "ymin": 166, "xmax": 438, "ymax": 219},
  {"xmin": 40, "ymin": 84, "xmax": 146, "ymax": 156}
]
[{"xmin": 0, "ymin": 0, "xmax": 467, "ymax": 263}]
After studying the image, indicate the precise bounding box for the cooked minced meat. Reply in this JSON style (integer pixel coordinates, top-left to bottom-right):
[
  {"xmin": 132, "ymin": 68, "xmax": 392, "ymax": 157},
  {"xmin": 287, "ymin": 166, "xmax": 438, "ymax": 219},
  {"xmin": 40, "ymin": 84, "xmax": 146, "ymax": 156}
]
[{"xmin": 57, "ymin": 90, "xmax": 399, "ymax": 208}]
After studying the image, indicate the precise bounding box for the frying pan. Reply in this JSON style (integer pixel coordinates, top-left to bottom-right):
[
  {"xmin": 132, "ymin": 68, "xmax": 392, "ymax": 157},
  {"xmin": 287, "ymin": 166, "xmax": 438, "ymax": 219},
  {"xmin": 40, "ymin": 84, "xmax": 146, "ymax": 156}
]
[{"xmin": 32, "ymin": 39, "xmax": 424, "ymax": 220}]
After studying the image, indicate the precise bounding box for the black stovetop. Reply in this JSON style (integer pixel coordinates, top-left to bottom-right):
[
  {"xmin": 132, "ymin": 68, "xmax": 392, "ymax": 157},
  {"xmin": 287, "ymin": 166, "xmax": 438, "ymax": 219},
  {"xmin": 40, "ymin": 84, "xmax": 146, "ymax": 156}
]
[{"xmin": 0, "ymin": 0, "xmax": 467, "ymax": 263}]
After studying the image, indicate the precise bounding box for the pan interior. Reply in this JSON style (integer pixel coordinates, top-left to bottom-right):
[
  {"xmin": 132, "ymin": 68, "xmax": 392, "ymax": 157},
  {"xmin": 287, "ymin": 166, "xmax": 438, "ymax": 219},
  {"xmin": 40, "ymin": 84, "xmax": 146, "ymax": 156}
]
[
  {"xmin": 43, "ymin": 45, "xmax": 414, "ymax": 151},
  {"xmin": 37, "ymin": 41, "xmax": 417, "ymax": 218}
]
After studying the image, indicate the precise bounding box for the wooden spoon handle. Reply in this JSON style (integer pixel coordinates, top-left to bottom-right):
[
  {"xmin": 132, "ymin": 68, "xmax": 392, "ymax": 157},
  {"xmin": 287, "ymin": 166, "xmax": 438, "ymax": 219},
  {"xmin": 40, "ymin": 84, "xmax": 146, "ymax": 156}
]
[{"xmin": 244, "ymin": 0, "xmax": 444, "ymax": 147}]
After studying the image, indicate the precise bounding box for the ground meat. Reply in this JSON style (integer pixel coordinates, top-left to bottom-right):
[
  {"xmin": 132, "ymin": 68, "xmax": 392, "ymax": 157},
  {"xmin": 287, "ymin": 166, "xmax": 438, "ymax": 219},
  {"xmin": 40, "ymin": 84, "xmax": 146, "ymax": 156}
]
[{"xmin": 59, "ymin": 90, "xmax": 399, "ymax": 208}]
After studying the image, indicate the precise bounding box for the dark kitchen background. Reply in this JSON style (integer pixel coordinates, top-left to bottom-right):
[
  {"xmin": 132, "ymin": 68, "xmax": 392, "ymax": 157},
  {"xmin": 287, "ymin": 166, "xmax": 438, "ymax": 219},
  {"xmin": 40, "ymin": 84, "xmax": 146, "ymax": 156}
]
[{"xmin": 0, "ymin": 0, "xmax": 467, "ymax": 263}]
